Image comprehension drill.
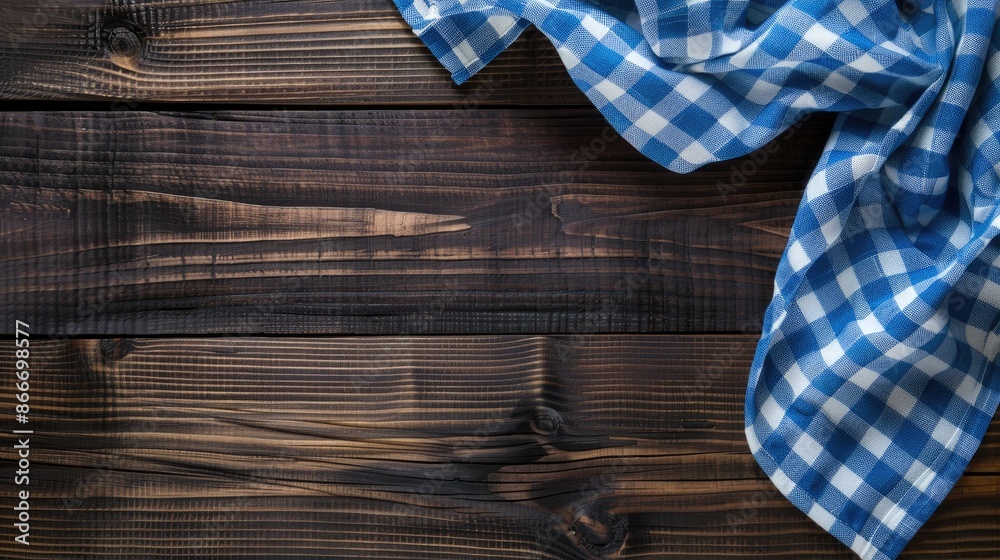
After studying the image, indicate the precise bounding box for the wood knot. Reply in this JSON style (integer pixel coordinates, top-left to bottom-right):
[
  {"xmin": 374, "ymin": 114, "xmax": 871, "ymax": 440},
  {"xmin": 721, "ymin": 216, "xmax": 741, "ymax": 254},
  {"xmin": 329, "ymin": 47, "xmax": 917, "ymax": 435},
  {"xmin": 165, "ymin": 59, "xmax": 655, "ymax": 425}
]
[
  {"xmin": 107, "ymin": 27, "xmax": 141, "ymax": 57},
  {"xmin": 573, "ymin": 509, "xmax": 627, "ymax": 556},
  {"xmin": 530, "ymin": 407, "xmax": 562, "ymax": 435},
  {"xmin": 102, "ymin": 19, "xmax": 145, "ymax": 62},
  {"xmin": 100, "ymin": 338, "xmax": 134, "ymax": 362}
]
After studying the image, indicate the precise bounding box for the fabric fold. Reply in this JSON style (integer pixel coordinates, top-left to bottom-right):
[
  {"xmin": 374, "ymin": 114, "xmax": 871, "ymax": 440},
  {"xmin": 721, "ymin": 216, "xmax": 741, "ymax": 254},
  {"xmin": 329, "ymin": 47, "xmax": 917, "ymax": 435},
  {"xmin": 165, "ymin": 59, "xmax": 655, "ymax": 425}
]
[
  {"xmin": 394, "ymin": 0, "xmax": 531, "ymax": 84},
  {"xmin": 389, "ymin": 1, "xmax": 1000, "ymax": 558}
]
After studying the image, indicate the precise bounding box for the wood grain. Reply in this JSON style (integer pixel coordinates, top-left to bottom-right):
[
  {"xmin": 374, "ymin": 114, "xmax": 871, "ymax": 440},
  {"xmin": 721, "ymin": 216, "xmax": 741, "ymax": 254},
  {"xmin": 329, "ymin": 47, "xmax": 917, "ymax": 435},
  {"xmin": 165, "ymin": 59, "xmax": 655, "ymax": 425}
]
[
  {"xmin": 1, "ymin": 337, "xmax": 996, "ymax": 559},
  {"xmin": 0, "ymin": 0, "xmax": 583, "ymax": 104},
  {"xmin": 0, "ymin": 109, "xmax": 831, "ymax": 336},
  {"xmin": 4, "ymin": 3, "xmax": 995, "ymax": 558}
]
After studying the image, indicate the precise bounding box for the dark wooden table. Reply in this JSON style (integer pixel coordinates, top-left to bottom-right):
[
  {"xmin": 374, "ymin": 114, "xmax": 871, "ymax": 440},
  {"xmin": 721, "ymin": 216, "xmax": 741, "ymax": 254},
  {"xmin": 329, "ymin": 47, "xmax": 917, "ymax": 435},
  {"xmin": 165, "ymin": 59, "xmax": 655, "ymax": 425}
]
[{"xmin": 1, "ymin": 2, "xmax": 997, "ymax": 558}]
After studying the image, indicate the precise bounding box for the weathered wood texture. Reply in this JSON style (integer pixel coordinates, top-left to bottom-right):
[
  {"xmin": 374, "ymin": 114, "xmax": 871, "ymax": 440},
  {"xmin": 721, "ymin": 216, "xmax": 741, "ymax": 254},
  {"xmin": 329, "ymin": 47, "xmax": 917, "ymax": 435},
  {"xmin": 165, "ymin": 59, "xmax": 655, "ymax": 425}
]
[
  {"xmin": 5, "ymin": 6, "xmax": 993, "ymax": 557},
  {"xmin": 1, "ymin": 337, "xmax": 997, "ymax": 559},
  {"xmin": 0, "ymin": 0, "xmax": 583, "ymax": 104},
  {"xmin": 1, "ymin": 110, "xmax": 831, "ymax": 336}
]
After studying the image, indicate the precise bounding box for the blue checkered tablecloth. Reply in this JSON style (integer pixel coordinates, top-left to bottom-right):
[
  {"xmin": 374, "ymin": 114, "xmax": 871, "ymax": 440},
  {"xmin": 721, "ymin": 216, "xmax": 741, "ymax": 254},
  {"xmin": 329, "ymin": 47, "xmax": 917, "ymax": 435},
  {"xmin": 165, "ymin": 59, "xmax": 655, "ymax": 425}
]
[{"xmin": 389, "ymin": 0, "xmax": 1000, "ymax": 558}]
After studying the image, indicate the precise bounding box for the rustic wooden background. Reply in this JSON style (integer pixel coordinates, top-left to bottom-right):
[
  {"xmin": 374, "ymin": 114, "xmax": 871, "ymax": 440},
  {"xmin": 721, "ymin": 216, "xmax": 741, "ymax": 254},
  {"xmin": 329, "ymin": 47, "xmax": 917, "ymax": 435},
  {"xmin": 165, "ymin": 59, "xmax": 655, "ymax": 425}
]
[{"xmin": 1, "ymin": 1, "xmax": 998, "ymax": 558}]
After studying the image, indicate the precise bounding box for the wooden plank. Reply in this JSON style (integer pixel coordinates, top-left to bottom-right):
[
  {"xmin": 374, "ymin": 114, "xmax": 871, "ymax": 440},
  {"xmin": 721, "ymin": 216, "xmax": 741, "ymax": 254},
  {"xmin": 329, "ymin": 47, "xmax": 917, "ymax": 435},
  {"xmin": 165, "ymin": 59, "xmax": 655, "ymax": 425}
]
[
  {"xmin": 0, "ymin": 337, "xmax": 996, "ymax": 558},
  {"xmin": 0, "ymin": 1, "xmax": 583, "ymax": 104},
  {"xmin": 0, "ymin": 109, "xmax": 832, "ymax": 335}
]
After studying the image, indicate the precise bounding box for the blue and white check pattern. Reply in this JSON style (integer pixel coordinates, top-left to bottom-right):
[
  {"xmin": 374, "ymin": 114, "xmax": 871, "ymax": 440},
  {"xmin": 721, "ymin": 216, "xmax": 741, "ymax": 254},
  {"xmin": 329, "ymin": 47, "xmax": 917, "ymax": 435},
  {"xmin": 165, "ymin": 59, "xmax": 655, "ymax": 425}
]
[{"xmin": 390, "ymin": 1, "xmax": 1000, "ymax": 558}]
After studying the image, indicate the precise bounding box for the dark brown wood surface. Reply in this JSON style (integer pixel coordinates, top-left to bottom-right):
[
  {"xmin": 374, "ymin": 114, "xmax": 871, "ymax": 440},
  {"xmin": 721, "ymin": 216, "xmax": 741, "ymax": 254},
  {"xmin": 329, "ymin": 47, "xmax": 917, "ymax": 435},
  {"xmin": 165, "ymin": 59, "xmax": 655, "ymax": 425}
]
[
  {"xmin": 1, "ymin": 110, "xmax": 828, "ymax": 336},
  {"xmin": 0, "ymin": 0, "xmax": 581, "ymax": 104},
  {"xmin": 2, "ymin": 2, "xmax": 998, "ymax": 558},
  {"xmin": 0, "ymin": 337, "xmax": 997, "ymax": 559}
]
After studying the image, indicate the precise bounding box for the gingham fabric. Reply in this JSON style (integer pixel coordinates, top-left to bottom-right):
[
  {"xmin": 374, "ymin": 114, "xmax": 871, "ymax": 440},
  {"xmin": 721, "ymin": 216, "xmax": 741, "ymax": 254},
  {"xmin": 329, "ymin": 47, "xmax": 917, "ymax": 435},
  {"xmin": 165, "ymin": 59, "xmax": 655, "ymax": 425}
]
[{"xmin": 390, "ymin": 0, "xmax": 1000, "ymax": 558}]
